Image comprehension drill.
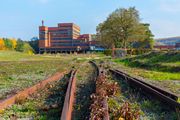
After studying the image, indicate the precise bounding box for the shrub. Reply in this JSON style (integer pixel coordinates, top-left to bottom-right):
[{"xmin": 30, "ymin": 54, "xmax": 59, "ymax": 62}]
[{"xmin": 104, "ymin": 49, "xmax": 112, "ymax": 56}]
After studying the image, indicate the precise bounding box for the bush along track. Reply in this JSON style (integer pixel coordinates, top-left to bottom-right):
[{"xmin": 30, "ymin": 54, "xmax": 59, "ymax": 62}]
[
  {"xmin": 89, "ymin": 63, "xmax": 123, "ymax": 120},
  {"xmin": 0, "ymin": 73, "xmax": 71, "ymax": 120}
]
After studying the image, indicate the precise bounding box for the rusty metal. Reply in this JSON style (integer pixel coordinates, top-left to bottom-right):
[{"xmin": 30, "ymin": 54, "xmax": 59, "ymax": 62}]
[
  {"xmin": 89, "ymin": 61, "xmax": 100, "ymax": 75},
  {"xmin": 61, "ymin": 70, "xmax": 77, "ymax": 120},
  {"xmin": 0, "ymin": 71, "xmax": 66, "ymax": 111},
  {"xmin": 110, "ymin": 69, "xmax": 180, "ymax": 109},
  {"xmin": 115, "ymin": 69, "xmax": 178, "ymax": 101}
]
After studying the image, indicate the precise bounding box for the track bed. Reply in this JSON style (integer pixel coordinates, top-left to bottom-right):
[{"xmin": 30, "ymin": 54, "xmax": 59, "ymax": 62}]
[
  {"xmin": 72, "ymin": 62, "xmax": 97, "ymax": 120},
  {"xmin": 0, "ymin": 74, "xmax": 70, "ymax": 120}
]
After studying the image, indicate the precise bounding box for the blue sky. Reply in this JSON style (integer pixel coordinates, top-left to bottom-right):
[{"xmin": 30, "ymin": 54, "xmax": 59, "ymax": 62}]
[{"xmin": 0, "ymin": 0, "xmax": 180, "ymax": 40}]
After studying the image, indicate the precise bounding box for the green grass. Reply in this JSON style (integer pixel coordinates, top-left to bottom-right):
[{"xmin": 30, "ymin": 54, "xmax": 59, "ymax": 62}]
[
  {"xmin": 0, "ymin": 60, "xmax": 69, "ymax": 100},
  {"xmin": 72, "ymin": 62, "xmax": 96, "ymax": 119},
  {"xmin": 0, "ymin": 51, "xmax": 104, "ymax": 100},
  {"xmin": 0, "ymin": 51, "xmax": 42, "ymax": 61},
  {"xmin": 0, "ymin": 60, "xmax": 97, "ymax": 119},
  {"xmin": 0, "ymin": 51, "xmax": 74, "ymax": 100},
  {"xmin": 113, "ymin": 51, "xmax": 180, "ymax": 80}
]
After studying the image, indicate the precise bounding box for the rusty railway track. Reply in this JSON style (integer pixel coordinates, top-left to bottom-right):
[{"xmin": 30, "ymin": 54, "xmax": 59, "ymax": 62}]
[
  {"xmin": 0, "ymin": 71, "xmax": 66, "ymax": 111},
  {"xmin": 0, "ymin": 69, "xmax": 77, "ymax": 120},
  {"xmin": 61, "ymin": 70, "xmax": 77, "ymax": 120},
  {"xmin": 110, "ymin": 69, "xmax": 180, "ymax": 110}
]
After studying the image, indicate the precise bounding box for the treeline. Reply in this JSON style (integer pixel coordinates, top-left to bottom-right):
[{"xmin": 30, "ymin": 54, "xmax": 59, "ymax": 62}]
[{"xmin": 0, "ymin": 38, "xmax": 34, "ymax": 54}]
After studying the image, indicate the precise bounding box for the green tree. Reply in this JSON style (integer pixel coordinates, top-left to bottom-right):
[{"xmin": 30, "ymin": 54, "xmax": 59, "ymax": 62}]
[
  {"xmin": 3, "ymin": 38, "xmax": 13, "ymax": 50},
  {"xmin": 23, "ymin": 42, "xmax": 34, "ymax": 54},
  {"xmin": 29, "ymin": 37, "xmax": 39, "ymax": 53},
  {"xmin": 15, "ymin": 39, "xmax": 24, "ymax": 52},
  {"xmin": 97, "ymin": 7, "xmax": 140, "ymax": 48},
  {"xmin": 132, "ymin": 24, "xmax": 154, "ymax": 49},
  {"xmin": 97, "ymin": 7, "xmax": 154, "ymax": 51}
]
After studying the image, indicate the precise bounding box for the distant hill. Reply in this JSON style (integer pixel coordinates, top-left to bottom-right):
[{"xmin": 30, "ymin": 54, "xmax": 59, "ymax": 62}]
[{"xmin": 155, "ymin": 36, "xmax": 180, "ymax": 46}]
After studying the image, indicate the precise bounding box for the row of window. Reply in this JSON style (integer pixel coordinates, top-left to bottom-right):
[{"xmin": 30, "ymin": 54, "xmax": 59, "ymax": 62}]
[
  {"xmin": 39, "ymin": 38, "xmax": 48, "ymax": 40},
  {"xmin": 52, "ymin": 38, "xmax": 72, "ymax": 40},
  {"xmin": 72, "ymin": 43, "xmax": 89, "ymax": 46},
  {"xmin": 40, "ymin": 30, "xmax": 73, "ymax": 35},
  {"xmin": 39, "ymin": 31, "xmax": 48, "ymax": 35},
  {"xmin": 52, "ymin": 30, "xmax": 72, "ymax": 34},
  {"xmin": 73, "ymin": 30, "xmax": 80, "ymax": 35},
  {"xmin": 51, "ymin": 43, "xmax": 89, "ymax": 47},
  {"xmin": 52, "ymin": 43, "xmax": 73, "ymax": 46},
  {"xmin": 51, "ymin": 39, "xmax": 86, "ymax": 43}
]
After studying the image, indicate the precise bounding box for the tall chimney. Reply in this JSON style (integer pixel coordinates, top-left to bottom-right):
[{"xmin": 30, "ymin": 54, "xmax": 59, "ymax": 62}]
[{"xmin": 42, "ymin": 20, "xmax": 44, "ymax": 26}]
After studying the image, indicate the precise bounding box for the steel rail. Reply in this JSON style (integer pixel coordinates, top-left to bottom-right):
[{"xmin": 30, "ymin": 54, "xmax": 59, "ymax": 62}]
[
  {"xmin": 114, "ymin": 69, "xmax": 178, "ymax": 101},
  {"xmin": 110, "ymin": 69, "xmax": 180, "ymax": 109},
  {"xmin": 61, "ymin": 70, "xmax": 77, "ymax": 120}
]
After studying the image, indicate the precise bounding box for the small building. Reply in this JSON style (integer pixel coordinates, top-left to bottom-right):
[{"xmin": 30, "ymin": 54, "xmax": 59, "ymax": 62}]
[
  {"xmin": 154, "ymin": 45, "xmax": 175, "ymax": 50},
  {"xmin": 39, "ymin": 21, "xmax": 93, "ymax": 53},
  {"xmin": 175, "ymin": 43, "xmax": 180, "ymax": 50},
  {"xmin": 155, "ymin": 36, "xmax": 180, "ymax": 50}
]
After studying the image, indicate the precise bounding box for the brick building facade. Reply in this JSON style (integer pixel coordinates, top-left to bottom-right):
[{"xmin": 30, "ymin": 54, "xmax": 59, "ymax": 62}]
[{"xmin": 39, "ymin": 21, "xmax": 93, "ymax": 53}]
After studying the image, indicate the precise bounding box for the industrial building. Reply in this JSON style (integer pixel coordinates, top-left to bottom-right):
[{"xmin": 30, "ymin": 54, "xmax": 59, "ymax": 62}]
[
  {"xmin": 155, "ymin": 36, "xmax": 180, "ymax": 50},
  {"xmin": 39, "ymin": 21, "xmax": 94, "ymax": 53}
]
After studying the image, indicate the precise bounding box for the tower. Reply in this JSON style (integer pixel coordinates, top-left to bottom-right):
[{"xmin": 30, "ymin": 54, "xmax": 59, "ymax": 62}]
[{"xmin": 42, "ymin": 20, "xmax": 44, "ymax": 26}]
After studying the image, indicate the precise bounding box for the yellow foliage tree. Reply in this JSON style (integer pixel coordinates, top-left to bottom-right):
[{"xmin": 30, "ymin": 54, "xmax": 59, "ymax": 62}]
[
  {"xmin": 0, "ymin": 38, "xmax": 5, "ymax": 50},
  {"xmin": 10, "ymin": 38, "xmax": 17, "ymax": 49}
]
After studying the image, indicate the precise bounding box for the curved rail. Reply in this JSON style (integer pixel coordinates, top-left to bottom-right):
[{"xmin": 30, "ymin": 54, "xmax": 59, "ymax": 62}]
[
  {"xmin": 89, "ymin": 61, "xmax": 100, "ymax": 75},
  {"xmin": 61, "ymin": 70, "xmax": 77, "ymax": 120}
]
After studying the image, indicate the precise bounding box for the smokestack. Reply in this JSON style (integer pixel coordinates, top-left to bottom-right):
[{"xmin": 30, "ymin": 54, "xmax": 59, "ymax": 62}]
[{"xmin": 42, "ymin": 20, "xmax": 44, "ymax": 26}]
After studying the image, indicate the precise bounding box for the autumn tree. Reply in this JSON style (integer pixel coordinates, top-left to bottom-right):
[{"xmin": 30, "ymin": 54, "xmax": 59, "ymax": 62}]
[
  {"xmin": 0, "ymin": 38, "xmax": 5, "ymax": 50},
  {"xmin": 0, "ymin": 38, "xmax": 17, "ymax": 50},
  {"xmin": 11, "ymin": 38, "xmax": 17, "ymax": 49}
]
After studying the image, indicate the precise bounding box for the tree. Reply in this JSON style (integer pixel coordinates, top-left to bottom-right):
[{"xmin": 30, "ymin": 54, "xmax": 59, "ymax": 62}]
[
  {"xmin": 15, "ymin": 39, "xmax": 24, "ymax": 52},
  {"xmin": 96, "ymin": 7, "xmax": 154, "ymax": 51},
  {"xmin": 132, "ymin": 24, "xmax": 154, "ymax": 49},
  {"xmin": 0, "ymin": 38, "xmax": 5, "ymax": 50},
  {"xmin": 23, "ymin": 42, "xmax": 34, "ymax": 54},
  {"xmin": 10, "ymin": 38, "xmax": 17, "ymax": 49},
  {"xmin": 29, "ymin": 37, "xmax": 39, "ymax": 53},
  {"xmin": 15, "ymin": 39, "xmax": 34, "ymax": 54},
  {"xmin": 3, "ymin": 38, "xmax": 13, "ymax": 50}
]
